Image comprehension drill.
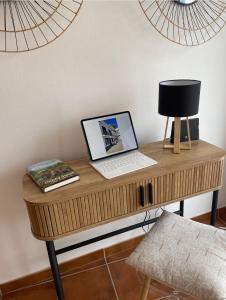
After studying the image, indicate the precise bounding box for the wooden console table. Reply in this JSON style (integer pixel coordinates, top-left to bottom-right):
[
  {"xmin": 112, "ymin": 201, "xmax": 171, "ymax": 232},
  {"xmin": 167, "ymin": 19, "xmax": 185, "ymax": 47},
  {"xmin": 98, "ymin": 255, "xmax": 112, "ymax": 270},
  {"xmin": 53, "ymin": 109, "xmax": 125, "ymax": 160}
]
[{"xmin": 23, "ymin": 140, "xmax": 226, "ymax": 300}]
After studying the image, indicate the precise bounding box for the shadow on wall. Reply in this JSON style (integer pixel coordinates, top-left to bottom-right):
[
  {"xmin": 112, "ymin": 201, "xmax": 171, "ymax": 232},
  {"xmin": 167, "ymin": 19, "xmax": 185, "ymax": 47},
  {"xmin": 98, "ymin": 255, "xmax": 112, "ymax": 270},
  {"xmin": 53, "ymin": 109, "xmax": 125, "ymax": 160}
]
[
  {"xmin": 0, "ymin": 112, "xmax": 109, "ymax": 281},
  {"xmin": 0, "ymin": 121, "xmax": 86, "ymax": 280},
  {"xmin": 57, "ymin": 119, "xmax": 88, "ymax": 160},
  {"xmin": 0, "ymin": 165, "xmax": 36, "ymax": 278},
  {"xmin": 218, "ymin": 136, "xmax": 226, "ymax": 207}
]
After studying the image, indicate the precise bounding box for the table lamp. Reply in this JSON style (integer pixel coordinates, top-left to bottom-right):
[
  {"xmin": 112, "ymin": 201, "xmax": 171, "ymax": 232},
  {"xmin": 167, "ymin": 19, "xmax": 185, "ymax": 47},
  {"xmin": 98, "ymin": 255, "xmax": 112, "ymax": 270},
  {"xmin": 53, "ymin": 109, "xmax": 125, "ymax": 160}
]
[{"xmin": 158, "ymin": 79, "xmax": 201, "ymax": 154}]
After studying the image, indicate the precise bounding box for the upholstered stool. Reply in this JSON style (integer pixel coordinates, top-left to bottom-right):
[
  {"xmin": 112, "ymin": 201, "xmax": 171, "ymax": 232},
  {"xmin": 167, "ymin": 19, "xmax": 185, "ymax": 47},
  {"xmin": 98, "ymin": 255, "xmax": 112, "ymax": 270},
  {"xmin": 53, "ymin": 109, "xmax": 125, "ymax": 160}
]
[{"xmin": 127, "ymin": 211, "xmax": 226, "ymax": 300}]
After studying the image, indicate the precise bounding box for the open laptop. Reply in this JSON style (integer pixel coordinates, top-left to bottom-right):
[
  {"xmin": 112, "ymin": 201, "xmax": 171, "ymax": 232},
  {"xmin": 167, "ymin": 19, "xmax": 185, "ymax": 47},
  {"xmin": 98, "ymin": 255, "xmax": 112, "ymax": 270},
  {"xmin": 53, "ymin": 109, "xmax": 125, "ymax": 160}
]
[{"xmin": 81, "ymin": 111, "xmax": 157, "ymax": 179}]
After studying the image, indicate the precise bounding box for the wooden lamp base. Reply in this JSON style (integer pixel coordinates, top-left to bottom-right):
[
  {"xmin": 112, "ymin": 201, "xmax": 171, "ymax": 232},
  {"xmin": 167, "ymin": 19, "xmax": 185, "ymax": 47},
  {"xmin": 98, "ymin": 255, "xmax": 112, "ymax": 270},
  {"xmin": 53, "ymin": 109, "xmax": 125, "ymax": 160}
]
[{"xmin": 163, "ymin": 117, "xmax": 191, "ymax": 154}]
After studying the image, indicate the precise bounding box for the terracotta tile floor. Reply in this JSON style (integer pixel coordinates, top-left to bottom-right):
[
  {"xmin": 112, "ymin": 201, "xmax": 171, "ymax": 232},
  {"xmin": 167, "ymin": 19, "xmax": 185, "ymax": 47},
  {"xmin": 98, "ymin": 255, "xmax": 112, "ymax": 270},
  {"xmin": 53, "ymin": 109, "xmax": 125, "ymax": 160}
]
[{"xmin": 3, "ymin": 217, "xmax": 225, "ymax": 300}]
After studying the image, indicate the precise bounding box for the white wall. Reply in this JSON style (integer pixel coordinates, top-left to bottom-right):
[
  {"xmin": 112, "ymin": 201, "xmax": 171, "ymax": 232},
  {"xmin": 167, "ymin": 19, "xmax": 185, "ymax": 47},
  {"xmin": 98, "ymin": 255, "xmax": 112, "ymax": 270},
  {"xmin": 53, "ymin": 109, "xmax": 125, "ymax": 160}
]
[{"xmin": 1, "ymin": 0, "xmax": 226, "ymax": 284}]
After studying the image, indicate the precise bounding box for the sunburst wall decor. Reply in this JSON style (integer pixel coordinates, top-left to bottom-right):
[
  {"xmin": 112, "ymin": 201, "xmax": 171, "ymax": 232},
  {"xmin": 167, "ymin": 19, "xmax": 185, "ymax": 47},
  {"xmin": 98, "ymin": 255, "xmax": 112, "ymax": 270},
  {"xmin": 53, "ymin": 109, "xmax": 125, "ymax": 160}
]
[
  {"xmin": 0, "ymin": 0, "xmax": 83, "ymax": 53},
  {"xmin": 139, "ymin": 0, "xmax": 226, "ymax": 46}
]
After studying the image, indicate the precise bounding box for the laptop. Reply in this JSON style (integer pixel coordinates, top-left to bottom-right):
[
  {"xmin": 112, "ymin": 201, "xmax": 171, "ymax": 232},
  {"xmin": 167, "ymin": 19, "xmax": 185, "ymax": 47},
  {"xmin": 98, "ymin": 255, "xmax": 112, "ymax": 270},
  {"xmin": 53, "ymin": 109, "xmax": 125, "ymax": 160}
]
[{"xmin": 81, "ymin": 111, "xmax": 157, "ymax": 179}]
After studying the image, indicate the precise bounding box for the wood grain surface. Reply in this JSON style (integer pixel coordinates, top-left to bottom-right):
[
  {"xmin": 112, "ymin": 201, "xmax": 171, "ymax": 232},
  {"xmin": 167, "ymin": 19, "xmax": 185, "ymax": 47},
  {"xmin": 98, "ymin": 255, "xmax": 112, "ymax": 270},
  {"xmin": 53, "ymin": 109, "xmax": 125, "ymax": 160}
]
[{"xmin": 23, "ymin": 140, "xmax": 226, "ymax": 240}]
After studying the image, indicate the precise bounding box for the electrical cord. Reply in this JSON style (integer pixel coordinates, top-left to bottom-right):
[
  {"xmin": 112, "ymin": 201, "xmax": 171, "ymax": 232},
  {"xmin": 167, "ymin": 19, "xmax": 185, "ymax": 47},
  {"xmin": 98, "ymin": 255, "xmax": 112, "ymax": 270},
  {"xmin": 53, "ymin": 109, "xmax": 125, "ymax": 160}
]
[
  {"xmin": 141, "ymin": 211, "xmax": 149, "ymax": 234},
  {"xmin": 142, "ymin": 207, "xmax": 166, "ymax": 234}
]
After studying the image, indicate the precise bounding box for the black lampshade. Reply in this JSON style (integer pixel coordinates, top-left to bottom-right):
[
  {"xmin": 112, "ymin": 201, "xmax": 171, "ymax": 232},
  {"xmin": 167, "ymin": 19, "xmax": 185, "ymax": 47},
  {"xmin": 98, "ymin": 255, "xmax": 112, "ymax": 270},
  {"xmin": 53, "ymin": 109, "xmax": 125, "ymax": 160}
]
[{"xmin": 158, "ymin": 79, "xmax": 201, "ymax": 117}]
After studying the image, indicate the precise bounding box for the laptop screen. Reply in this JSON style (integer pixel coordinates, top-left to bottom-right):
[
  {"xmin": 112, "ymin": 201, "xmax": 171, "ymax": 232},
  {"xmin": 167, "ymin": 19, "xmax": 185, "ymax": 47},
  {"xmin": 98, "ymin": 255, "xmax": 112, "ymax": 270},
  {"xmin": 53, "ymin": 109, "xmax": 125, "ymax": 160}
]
[{"xmin": 81, "ymin": 111, "xmax": 138, "ymax": 161}]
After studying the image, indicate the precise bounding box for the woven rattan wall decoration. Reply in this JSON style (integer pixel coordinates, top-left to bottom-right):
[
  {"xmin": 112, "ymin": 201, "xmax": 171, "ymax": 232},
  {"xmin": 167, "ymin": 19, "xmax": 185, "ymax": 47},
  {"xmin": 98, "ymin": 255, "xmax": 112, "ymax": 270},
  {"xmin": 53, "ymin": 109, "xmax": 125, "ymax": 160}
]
[
  {"xmin": 0, "ymin": 0, "xmax": 83, "ymax": 53},
  {"xmin": 139, "ymin": 0, "xmax": 226, "ymax": 46}
]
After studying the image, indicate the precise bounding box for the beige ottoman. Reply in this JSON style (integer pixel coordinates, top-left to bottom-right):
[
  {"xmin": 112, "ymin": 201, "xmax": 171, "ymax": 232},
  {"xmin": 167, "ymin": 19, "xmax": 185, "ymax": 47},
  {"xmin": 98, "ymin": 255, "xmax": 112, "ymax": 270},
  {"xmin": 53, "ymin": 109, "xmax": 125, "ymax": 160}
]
[{"xmin": 127, "ymin": 211, "xmax": 226, "ymax": 300}]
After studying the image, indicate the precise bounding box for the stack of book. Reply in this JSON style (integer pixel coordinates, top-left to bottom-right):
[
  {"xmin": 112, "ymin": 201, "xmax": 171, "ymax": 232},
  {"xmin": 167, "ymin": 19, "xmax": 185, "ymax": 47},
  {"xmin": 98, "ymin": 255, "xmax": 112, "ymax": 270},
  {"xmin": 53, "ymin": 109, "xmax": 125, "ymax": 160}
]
[{"xmin": 27, "ymin": 159, "xmax": 79, "ymax": 192}]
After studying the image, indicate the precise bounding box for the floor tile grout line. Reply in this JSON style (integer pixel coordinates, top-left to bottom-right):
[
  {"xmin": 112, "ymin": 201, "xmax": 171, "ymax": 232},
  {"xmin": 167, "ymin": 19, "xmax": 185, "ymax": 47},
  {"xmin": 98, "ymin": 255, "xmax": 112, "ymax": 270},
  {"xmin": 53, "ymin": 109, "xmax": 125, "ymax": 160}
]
[
  {"xmin": 3, "ymin": 257, "xmax": 129, "ymax": 296},
  {"xmin": 60, "ymin": 255, "xmax": 106, "ymax": 276},
  {"xmin": 3, "ymin": 263, "xmax": 108, "ymax": 296},
  {"xmin": 2, "ymin": 252, "xmax": 107, "ymax": 295},
  {"xmin": 216, "ymin": 215, "xmax": 226, "ymax": 227},
  {"xmin": 108, "ymin": 257, "xmax": 127, "ymax": 265},
  {"xmin": 3, "ymin": 278, "xmax": 55, "ymax": 295},
  {"xmin": 3, "ymin": 246, "xmax": 135, "ymax": 296},
  {"xmin": 62, "ymin": 263, "xmax": 107, "ymax": 279},
  {"xmin": 104, "ymin": 249, "xmax": 120, "ymax": 300}
]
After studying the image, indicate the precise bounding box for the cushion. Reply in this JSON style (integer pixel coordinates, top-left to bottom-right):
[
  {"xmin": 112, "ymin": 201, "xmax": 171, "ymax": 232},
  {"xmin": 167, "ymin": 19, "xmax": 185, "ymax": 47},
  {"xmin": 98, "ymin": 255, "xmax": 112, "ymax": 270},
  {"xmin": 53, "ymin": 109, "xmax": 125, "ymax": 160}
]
[{"xmin": 127, "ymin": 211, "xmax": 226, "ymax": 300}]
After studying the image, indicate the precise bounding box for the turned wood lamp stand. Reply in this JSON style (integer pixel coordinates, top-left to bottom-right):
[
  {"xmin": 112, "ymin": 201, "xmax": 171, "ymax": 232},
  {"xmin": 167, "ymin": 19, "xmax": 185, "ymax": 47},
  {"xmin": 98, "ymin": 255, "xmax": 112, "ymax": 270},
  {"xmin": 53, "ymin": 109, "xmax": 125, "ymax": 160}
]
[{"xmin": 159, "ymin": 79, "xmax": 201, "ymax": 154}]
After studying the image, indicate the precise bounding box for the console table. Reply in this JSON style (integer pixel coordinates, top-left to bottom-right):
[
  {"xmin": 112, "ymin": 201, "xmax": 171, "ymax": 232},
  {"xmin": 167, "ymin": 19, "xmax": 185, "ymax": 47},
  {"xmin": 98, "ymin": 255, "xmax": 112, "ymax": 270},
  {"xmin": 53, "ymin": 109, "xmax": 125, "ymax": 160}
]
[{"xmin": 23, "ymin": 140, "xmax": 226, "ymax": 300}]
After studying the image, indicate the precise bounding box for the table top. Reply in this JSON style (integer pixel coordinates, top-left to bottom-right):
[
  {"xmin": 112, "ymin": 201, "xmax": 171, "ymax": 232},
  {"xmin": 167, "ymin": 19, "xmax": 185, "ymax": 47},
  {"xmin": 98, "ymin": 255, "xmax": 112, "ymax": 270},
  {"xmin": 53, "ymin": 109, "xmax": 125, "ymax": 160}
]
[{"xmin": 23, "ymin": 140, "xmax": 226, "ymax": 205}]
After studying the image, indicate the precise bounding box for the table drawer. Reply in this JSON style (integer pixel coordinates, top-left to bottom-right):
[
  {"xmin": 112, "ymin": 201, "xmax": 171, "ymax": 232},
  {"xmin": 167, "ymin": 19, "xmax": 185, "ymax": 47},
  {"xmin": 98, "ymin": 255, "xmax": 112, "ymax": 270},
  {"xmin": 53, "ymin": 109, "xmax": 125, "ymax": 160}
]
[
  {"xmin": 149, "ymin": 159, "xmax": 224, "ymax": 206},
  {"xmin": 26, "ymin": 159, "xmax": 224, "ymax": 240}
]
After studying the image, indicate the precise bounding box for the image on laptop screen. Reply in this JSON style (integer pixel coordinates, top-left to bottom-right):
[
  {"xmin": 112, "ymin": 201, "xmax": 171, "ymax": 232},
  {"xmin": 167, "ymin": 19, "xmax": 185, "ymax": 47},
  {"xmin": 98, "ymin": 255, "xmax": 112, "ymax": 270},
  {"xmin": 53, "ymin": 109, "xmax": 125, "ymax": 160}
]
[{"xmin": 81, "ymin": 111, "xmax": 138, "ymax": 161}]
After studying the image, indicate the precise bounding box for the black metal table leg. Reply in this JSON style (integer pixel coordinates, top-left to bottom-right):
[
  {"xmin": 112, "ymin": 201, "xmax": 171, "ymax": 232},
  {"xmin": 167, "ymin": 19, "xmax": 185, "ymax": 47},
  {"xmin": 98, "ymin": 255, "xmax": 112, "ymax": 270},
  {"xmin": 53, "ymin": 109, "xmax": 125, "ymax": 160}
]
[
  {"xmin": 210, "ymin": 190, "xmax": 219, "ymax": 226},
  {"xmin": 180, "ymin": 200, "xmax": 184, "ymax": 216},
  {"xmin": 46, "ymin": 241, "xmax": 64, "ymax": 300}
]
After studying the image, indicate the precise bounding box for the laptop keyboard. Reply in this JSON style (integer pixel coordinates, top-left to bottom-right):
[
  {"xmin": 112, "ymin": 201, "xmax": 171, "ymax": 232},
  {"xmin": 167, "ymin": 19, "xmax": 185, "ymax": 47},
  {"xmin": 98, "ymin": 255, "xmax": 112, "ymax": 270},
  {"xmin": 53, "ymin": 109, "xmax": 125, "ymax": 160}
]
[{"xmin": 90, "ymin": 151, "xmax": 157, "ymax": 179}]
